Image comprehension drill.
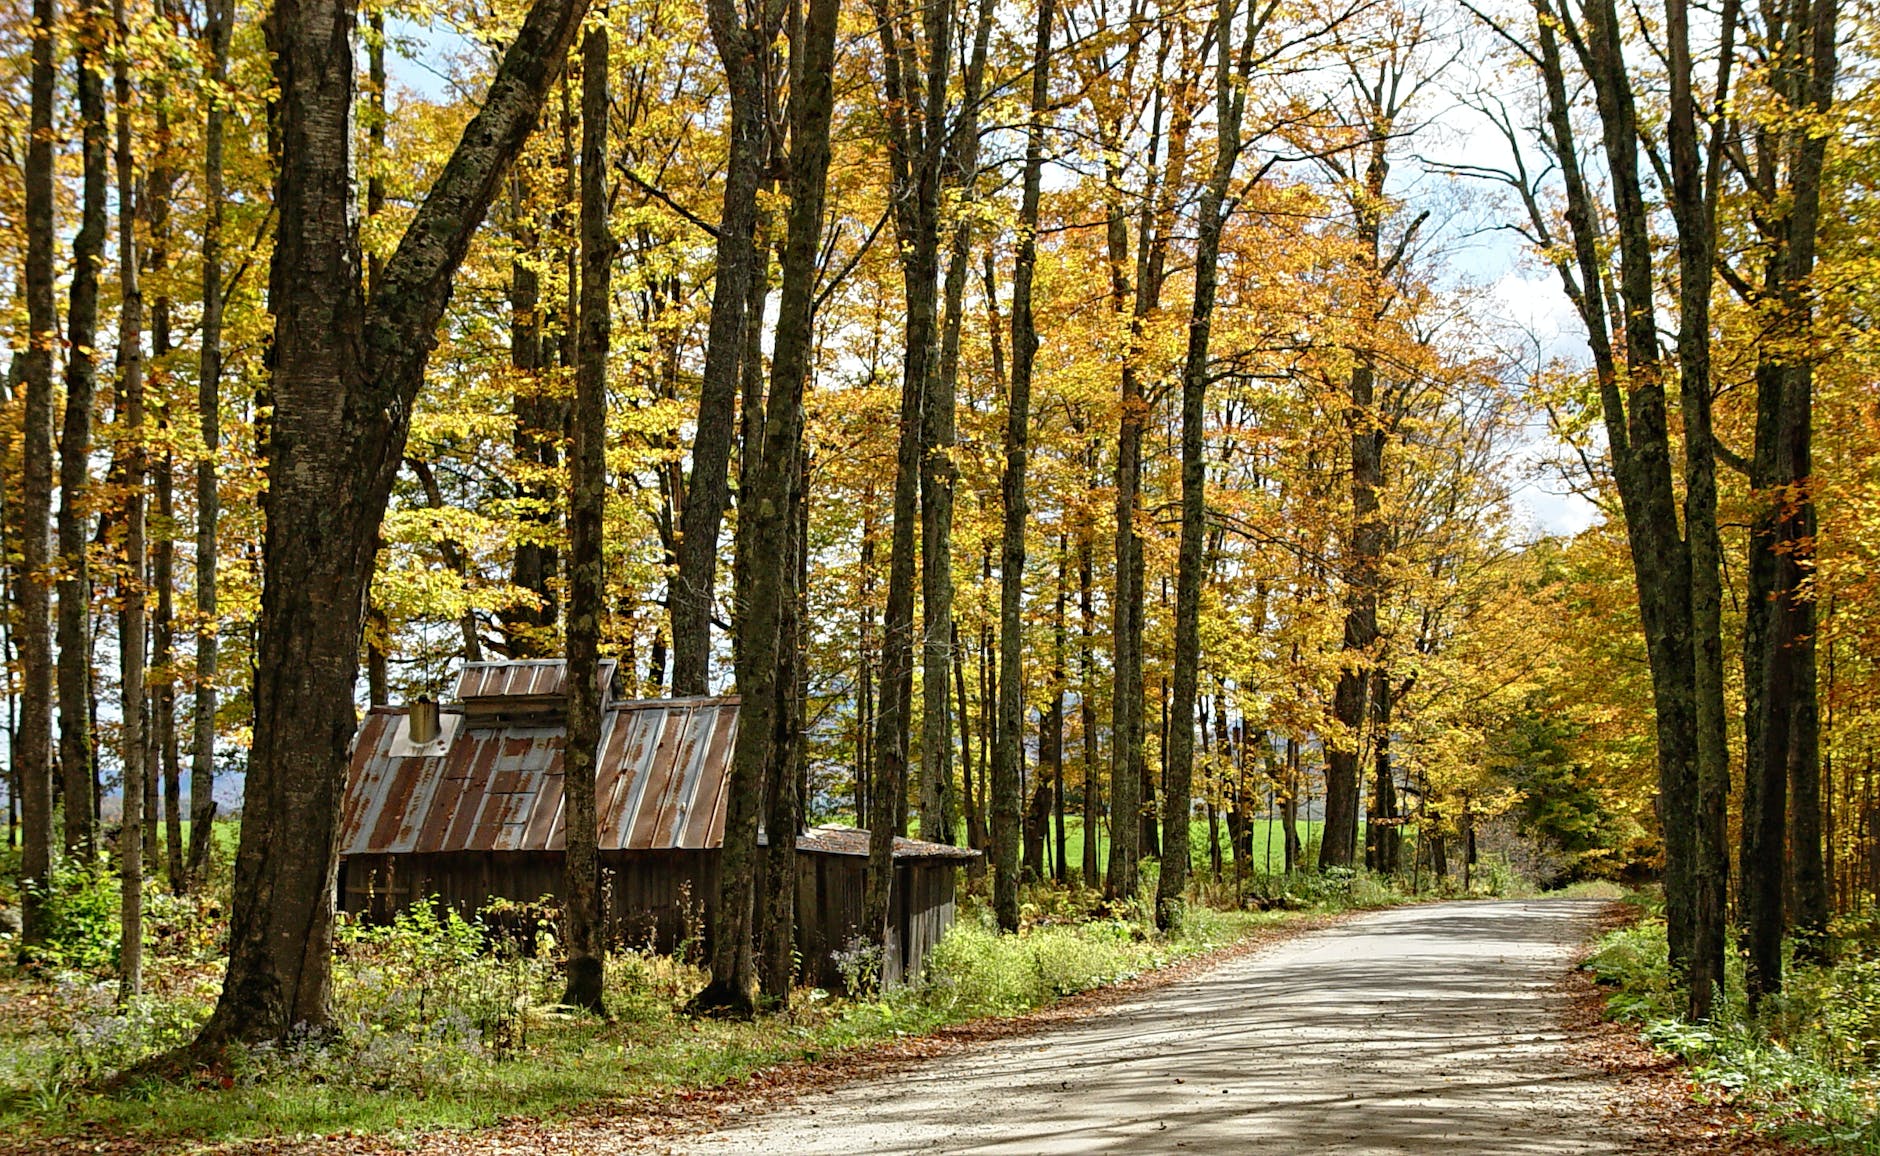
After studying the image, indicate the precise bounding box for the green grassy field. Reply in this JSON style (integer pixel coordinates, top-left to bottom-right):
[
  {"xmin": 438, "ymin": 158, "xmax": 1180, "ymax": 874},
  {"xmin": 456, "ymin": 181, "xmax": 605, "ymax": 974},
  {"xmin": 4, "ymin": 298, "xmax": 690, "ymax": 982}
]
[{"xmin": 1028, "ymin": 815, "xmax": 1330, "ymax": 882}]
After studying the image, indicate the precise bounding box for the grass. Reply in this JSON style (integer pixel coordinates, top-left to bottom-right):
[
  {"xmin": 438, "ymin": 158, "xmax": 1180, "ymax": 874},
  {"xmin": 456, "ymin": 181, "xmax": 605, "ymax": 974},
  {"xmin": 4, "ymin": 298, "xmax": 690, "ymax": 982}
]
[
  {"xmin": 1584, "ymin": 900, "xmax": 1880, "ymax": 1152},
  {"xmin": 1045, "ymin": 815, "xmax": 1328, "ymax": 883}
]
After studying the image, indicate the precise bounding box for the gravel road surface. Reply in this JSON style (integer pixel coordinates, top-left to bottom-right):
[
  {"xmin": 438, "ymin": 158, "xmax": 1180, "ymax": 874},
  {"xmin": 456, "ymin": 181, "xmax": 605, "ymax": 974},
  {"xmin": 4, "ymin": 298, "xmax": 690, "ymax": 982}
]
[{"xmin": 671, "ymin": 899, "xmax": 1633, "ymax": 1154}]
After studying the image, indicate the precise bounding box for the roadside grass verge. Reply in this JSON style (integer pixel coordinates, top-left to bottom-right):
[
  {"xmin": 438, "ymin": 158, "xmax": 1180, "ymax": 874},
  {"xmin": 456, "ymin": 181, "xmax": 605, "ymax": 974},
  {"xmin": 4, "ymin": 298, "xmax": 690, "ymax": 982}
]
[
  {"xmin": 1583, "ymin": 902, "xmax": 1880, "ymax": 1152},
  {"xmin": 0, "ymin": 870, "xmax": 1408, "ymax": 1151}
]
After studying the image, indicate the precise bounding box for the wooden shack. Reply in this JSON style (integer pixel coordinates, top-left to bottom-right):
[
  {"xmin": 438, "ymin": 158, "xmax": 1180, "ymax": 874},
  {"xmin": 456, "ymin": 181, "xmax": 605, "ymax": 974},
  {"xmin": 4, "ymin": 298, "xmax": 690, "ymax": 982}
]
[{"xmin": 337, "ymin": 659, "xmax": 977, "ymax": 987}]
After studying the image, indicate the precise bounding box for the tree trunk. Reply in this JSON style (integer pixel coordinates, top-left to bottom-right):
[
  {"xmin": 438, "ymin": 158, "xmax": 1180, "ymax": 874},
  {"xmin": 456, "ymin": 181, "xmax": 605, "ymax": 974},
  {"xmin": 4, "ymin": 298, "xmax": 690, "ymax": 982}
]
[
  {"xmin": 952, "ymin": 619, "xmax": 985, "ymax": 875},
  {"xmin": 58, "ymin": 0, "xmax": 110, "ymax": 860},
  {"xmin": 865, "ymin": 0, "xmax": 954, "ymax": 951},
  {"xmin": 918, "ymin": 0, "xmax": 993, "ymax": 849},
  {"xmin": 710, "ymin": 0, "xmax": 838, "ymax": 1010},
  {"xmin": 114, "ymin": 3, "xmax": 147, "ymax": 994},
  {"xmin": 17, "ymin": 0, "xmax": 59, "ymax": 944},
  {"xmin": 1322, "ymin": 156, "xmax": 1387, "ymax": 874},
  {"xmin": 193, "ymin": 0, "xmax": 590, "ymax": 1047},
  {"xmin": 1529, "ymin": 0, "xmax": 1727, "ymax": 1017},
  {"xmin": 1742, "ymin": 0, "xmax": 1837, "ymax": 1000},
  {"xmin": 1365, "ymin": 669, "xmax": 1400, "ymax": 874},
  {"xmin": 560, "ymin": 22, "xmax": 610, "ymax": 1016},
  {"xmin": 670, "ymin": 0, "xmax": 776, "ymax": 696},
  {"xmin": 1078, "ymin": 525, "xmax": 1099, "ymax": 889},
  {"xmin": 189, "ymin": 0, "xmax": 232, "ymax": 887},
  {"xmin": 1161, "ymin": 0, "xmax": 1243, "ymax": 923},
  {"xmin": 994, "ymin": 0, "xmax": 1050, "ymax": 930},
  {"xmin": 141, "ymin": 43, "xmax": 180, "ymax": 886}
]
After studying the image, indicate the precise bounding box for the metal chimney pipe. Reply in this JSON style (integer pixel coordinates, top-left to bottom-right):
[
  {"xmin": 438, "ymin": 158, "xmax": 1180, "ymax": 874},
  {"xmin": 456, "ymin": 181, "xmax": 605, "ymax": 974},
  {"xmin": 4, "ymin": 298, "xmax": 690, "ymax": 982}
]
[{"xmin": 409, "ymin": 695, "xmax": 440, "ymax": 745}]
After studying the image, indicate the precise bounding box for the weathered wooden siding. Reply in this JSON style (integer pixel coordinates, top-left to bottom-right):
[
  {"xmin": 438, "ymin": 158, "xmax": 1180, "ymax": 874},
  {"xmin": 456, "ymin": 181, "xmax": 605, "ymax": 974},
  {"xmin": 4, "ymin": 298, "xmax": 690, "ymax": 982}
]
[{"xmin": 342, "ymin": 847, "xmax": 965, "ymax": 991}]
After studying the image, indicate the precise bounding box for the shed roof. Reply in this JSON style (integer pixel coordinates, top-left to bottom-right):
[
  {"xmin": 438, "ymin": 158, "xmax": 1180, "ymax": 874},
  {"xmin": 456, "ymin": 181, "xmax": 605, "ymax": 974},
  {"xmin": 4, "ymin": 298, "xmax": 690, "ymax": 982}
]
[
  {"xmin": 794, "ymin": 825, "xmax": 980, "ymax": 861},
  {"xmin": 453, "ymin": 658, "xmax": 619, "ymax": 703},
  {"xmin": 340, "ymin": 694, "xmax": 739, "ymax": 855},
  {"xmin": 340, "ymin": 668, "xmax": 982, "ymax": 863}
]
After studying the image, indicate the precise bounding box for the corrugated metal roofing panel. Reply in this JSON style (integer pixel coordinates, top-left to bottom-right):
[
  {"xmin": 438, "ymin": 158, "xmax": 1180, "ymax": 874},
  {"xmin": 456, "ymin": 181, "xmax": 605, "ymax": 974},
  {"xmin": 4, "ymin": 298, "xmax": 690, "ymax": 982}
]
[
  {"xmin": 793, "ymin": 825, "xmax": 982, "ymax": 861},
  {"xmin": 340, "ymin": 694, "xmax": 740, "ymax": 855},
  {"xmin": 453, "ymin": 659, "xmax": 618, "ymax": 702}
]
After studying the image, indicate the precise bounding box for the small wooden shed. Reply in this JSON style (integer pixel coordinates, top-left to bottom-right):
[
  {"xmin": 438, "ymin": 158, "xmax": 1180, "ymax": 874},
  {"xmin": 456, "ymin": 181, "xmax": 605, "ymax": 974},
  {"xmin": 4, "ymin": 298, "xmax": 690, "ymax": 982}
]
[{"xmin": 337, "ymin": 659, "xmax": 977, "ymax": 987}]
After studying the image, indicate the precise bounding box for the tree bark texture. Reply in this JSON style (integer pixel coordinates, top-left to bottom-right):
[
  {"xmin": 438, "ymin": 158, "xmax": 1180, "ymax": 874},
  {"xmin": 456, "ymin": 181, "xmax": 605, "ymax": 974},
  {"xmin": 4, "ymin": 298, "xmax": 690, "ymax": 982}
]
[
  {"xmin": 917, "ymin": 0, "xmax": 993, "ymax": 849},
  {"xmin": 560, "ymin": 22, "xmax": 611, "ymax": 1016},
  {"xmin": 670, "ymin": 0, "xmax": 778, "ymax": 696},
  {"xmin": 994, "ymin": 0, "xmax": 1050, "ymax": 931},
  {"xmin": 195, "ymin": 0, "xmax": 590, "ymax": 1046},
  {"xmin": 17, "ymin": 0, "xmax": 58, "ymax": 944},
  {"xmin": 58, "ymin": 0, "xmax": 109, "ymax": 860},
  {"xmin": 711, "ymin": 0, "xmax": 838, "ymax": 1011},
  {"xmin": 1161, "ymin": 0, "xmax": 1244, "ymax": 923},
  {"xmin": 865, "ymin": 0, "xmax": 952, "ymax": 950}
]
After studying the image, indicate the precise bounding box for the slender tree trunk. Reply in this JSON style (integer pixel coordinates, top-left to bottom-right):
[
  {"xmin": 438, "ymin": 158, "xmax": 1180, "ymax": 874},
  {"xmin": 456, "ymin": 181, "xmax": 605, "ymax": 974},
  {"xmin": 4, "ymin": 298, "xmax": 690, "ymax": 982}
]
[
  {"xmin": 17, "ymin": 0, "xmax": 58, "ymax": 944},
  {"xmin": 560, "ymin": 21, "xmax": 610, "ymax": 1016},
  {"xmin": 1161, "ymin": 0, "xmax": 1243, "ymax": 923},
  {"xmin": 145, "ymin": 56, "xmax": 183, "ymax": 889},
  {"xmin": 952, "ymin": 619, "xmax": 984, "ymax": 874},
  {"xmin": 58, "ymin": 0, "xmax": 110, "ymax": 860},
  {"xmin": 114, "ymin": 2, "xmax": 147, "ymax": 994},
  {"xmin": 193, "ymin": 0, "xmax": 590, "ymax": 1047},
  {"xmin": 189, "ymin": 0, "xmax": 232, "ymax": 886},
  {"xmin": 918, "ymin": 0, "xmax": 993, "ymax": 848},
  {"xmin": 865, "ymin": 0, "xmax": 954, "ymax": 951},
  {"xmin": 1663, "ymin": 0, "xmax": 1734, "ymax": 1020},
  {"xmin": 1365, "ymin": 669, "xmax": 1399, "ymax": 874},
  {"xmin": 994, "ymin": 0, "xmax": 1051, "ymax": 930},
  {"xmin": 1078, "ymin": 525, "xmax": 1099, "ymax": 889},
  {"xmin": 1051, "ymin": 544, "xmax": 1068, "ymax": 884}
]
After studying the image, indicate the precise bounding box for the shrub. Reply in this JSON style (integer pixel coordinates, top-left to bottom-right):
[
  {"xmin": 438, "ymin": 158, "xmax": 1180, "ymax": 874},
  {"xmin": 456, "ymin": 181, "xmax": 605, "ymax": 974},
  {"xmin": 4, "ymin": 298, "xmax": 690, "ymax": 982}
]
[
  {"xmin": 1585, "ymin": 915, "xmax": 1880, "ymax": 1152},
  {"xmin": 15, "ymin": 859, "xmax": 121, "ymax": 973}
]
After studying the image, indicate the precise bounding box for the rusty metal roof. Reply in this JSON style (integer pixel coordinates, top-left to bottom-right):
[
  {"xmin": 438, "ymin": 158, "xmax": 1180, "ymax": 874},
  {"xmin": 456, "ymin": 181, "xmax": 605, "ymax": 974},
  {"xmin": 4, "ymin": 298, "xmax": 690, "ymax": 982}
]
[
  {"xmin": 339, "ymin": 694, "xmax": 739, "ymax": 855},
  {"xmin": 794, "ymin": 825, "xmax": 981, "ymax": 861},
  {"xmin": 453, "ymin": 658, "xmax": 618, "ymax": 703}
]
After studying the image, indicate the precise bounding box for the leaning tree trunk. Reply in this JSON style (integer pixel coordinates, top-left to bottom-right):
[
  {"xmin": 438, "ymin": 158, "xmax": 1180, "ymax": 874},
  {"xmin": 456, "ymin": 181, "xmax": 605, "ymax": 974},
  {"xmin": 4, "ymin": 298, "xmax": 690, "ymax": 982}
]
[
  {"xmin": 58, "ymin": 0, "xmax": 109, "ymax": 860},
  {"xmin": 192, "ymin": 0, "xmax": 591, "ymax": 1049},
  {"xmin": 670, "ymin": 0, "xmax": 775, "ymax": 696},
  {"xmin": 560, "ymin": 21, "xmax": 610, "ymax": 1016},
  {"xmin": 17, "ymin": 0, "xmax": 58, "ymax": 945}
]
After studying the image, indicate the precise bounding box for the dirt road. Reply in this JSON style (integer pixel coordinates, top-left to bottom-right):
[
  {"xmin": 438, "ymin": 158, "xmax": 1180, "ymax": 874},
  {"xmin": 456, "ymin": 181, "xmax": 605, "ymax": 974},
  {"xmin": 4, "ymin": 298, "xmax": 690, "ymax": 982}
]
[{"xmin": 671, "ymin": 899, "xmax": 1634, "ymax": 1154}]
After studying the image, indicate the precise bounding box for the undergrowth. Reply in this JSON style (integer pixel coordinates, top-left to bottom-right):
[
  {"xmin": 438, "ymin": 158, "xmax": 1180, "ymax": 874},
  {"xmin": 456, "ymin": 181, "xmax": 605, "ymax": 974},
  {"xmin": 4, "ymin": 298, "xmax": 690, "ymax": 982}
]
[{"xmin": 1584, "ymin": 908, "xmax": 1880, "ymax": 1151}]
